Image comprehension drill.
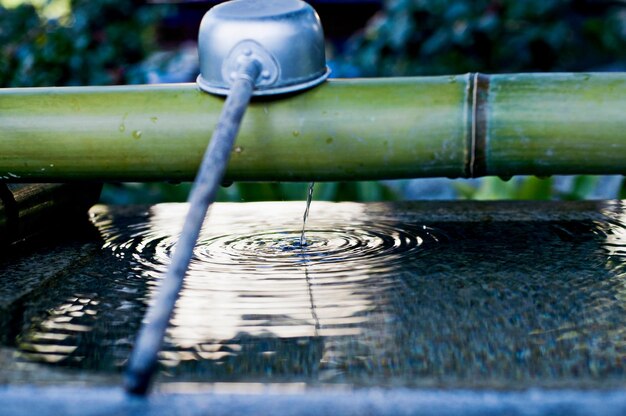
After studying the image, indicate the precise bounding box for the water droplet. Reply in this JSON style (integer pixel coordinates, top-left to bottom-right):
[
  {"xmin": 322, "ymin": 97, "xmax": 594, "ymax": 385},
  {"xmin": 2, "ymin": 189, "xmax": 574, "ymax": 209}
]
[
  {"xmin": 132, "ymin": 130, "xmax": 142, "ymax": 139},
  {"xmin": 119, "ymin": 124, "xmax": 126, "ymax": 132},
  {"xmin": 234, "ymin": 146, "xmax": 243, "ymax": 154},
  {"xmin": 292, "ymin": 130, "xmax": 300, "ymax": 137}
]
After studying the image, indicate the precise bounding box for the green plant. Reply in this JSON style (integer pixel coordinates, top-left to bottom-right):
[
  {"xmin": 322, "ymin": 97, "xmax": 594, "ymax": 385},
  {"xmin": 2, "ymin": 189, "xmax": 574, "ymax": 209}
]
[
  {"xmin": 99, "ymin": 182, "xmax": 400, "ymax": 204},
  {"xmin": 0, "ymin": 0, "xmax": 166, "ymax": 87},
  {"xmin": 455, "ymin": 177, "xmax": 553, "ymax": 200},
  {"xmin": 344, "ymin": 0, "xmax": 626, "ymax": 76}
]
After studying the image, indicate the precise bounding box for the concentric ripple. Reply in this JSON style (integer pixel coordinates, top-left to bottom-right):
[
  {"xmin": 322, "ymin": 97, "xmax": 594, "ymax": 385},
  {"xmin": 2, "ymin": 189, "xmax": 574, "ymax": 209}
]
[
  {"xmin": 86, "ymin": 202, "xmax": 448, "ymax": 349},
  {"xmin": 196, "ymin": 225, "xmax": 442, "ymax": 271},
  {"xmin": 99, "ymin": 202, "xmax": 446, "ymax": 278},
  {"xmin": 12, "ymin": 201, "xmax": 626, "ymax": 388}
]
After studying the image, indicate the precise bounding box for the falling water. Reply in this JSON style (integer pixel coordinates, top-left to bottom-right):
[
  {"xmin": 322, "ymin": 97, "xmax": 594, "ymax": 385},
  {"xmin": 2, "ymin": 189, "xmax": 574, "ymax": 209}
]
[
  {"xmin": 7, "ymin": 201, "xmax": 626, "ymax": 389},
  {"xmin": 299, "ymin": 182, "xmax": 315, "ymax": 247}
]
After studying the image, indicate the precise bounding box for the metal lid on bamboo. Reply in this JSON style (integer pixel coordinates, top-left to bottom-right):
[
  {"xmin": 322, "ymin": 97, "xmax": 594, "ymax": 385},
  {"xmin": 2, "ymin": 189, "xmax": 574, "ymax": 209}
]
[{"xmin": 196, "ymin": 0, "xmax": 330, "ymax": 96}]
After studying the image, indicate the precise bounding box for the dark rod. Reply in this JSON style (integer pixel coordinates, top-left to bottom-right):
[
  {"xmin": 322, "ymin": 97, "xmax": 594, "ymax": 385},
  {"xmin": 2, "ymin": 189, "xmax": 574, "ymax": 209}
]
[{"xmin": 124, "ymin": 60, "xmax": 260, "ymax": 395}]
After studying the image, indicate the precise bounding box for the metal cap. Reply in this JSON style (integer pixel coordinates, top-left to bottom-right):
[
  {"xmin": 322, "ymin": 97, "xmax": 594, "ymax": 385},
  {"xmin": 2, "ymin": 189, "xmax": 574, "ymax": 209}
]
[{"xmin": 197, "ymin": 0, "xmax": 330, "ymax": 96}]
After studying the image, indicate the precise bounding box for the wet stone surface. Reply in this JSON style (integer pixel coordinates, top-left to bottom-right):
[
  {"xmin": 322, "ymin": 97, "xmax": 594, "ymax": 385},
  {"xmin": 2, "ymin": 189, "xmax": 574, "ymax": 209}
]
[{"xmin": 1, "ymin": 200, "xmax": 626, "ymax": 389}]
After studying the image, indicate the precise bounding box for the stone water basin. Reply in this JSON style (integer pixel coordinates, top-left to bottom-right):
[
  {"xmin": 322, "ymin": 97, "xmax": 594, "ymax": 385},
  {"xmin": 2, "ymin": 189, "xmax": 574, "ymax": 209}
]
[{"xmin": 2, "ymin": 200, "xmax": 626, "ymax": 415}]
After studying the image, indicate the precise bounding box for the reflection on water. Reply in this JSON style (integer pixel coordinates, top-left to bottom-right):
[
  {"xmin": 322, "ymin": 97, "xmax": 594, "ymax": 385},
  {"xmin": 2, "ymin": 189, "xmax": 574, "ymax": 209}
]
[{"xmin": 8, "ymin": 201, "xmax": 626, "ymax": 388}]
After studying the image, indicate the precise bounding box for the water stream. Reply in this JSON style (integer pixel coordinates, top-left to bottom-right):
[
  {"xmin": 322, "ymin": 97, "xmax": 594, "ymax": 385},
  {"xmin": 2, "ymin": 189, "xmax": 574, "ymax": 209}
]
[
  {"xmin": 300, "ymin": 182, "xmax": 315, "ymax": 247},
  {"xmin": 4, "ymin": 201, "xmax": 626, "ymax": 389}
]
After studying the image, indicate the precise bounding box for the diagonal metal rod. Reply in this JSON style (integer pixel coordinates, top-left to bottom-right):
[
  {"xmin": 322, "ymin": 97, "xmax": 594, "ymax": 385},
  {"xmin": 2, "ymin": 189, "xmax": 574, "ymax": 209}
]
[{"xmin": 124, "ymin": 60, "xmax": 260, "ymax": 395}]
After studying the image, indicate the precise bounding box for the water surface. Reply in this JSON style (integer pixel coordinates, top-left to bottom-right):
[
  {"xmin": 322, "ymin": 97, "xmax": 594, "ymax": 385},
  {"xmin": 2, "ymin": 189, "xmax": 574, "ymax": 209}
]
[{"xmin": 5, "ymin": 201, "xmax": 626, "ymax": 389}]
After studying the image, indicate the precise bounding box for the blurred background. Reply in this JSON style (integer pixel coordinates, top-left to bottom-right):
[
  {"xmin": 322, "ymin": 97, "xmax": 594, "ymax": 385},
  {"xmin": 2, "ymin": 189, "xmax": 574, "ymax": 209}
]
[{"xmin": 1, "ymin": 0, "xmax": 626, "ymax": 203}]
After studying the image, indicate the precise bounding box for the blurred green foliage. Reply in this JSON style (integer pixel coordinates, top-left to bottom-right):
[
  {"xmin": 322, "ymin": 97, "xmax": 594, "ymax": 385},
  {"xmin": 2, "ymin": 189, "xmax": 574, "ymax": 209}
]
[
  {"xmin": 0, "ymin": 0, "xmax": 165, "ymax": 87},
  {"xmin": 453, "ymin": 175, "xmax": 613, "ymax": 200},
  {"xmin": 345, "ymin": 0, "xmax": 626, "ymax": 75},
  {"xmin": 101, "ymin": 181, "xmax": 400, "ymax": 204},
  {"xmin": 455, "ymin": 177, "xmax": 552, "ymax": 200}
]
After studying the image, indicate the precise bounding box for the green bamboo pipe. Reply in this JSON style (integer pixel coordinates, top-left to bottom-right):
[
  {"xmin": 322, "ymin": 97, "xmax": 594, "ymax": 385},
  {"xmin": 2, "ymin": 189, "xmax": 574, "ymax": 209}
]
[{"xmin": 0, "ymin": 72, "xmax": 624, "ymax": 182}]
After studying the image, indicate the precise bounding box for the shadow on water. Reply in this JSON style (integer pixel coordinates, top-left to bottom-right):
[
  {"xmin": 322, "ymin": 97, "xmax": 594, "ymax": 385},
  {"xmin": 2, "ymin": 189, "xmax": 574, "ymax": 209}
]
[
  {"xmin": 3, "ymin": 201, "xmax": 626, "ymax": 389},
  {"xmin": 0, "ymin": 218, "xmax": 102, "ymax": 346}
]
